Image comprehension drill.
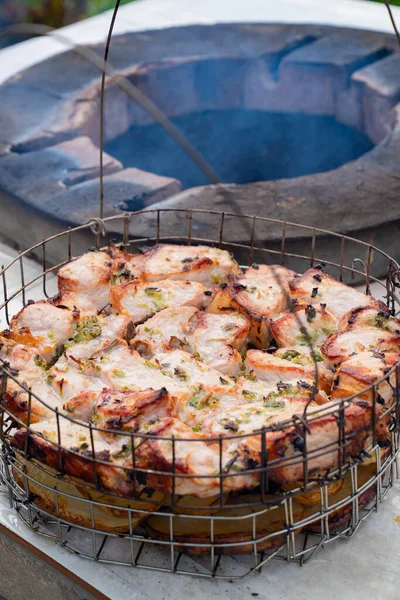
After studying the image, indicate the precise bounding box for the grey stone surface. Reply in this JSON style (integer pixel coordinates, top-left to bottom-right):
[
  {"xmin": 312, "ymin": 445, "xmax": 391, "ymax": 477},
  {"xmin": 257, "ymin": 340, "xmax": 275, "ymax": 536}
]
[
  {"xmin": 0, "ymin": 23, "xmax": 400, "ymax": 266},
  {"xmin": 0, "ymin": 532, "xmax": 99, "ymax": 600},
  {"xmin": 44, "ymin": 167, "xmax": 181, "ymax": 222},
  {"xmin": 0, "ymin": 136, "xmax": 121, "ymax": 205}
]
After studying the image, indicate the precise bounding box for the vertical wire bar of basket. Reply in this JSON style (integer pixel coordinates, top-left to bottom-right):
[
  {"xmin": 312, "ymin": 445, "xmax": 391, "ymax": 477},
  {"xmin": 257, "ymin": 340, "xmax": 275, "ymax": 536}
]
[
  {"xmin": 54, "ymin": 488, "xmax": 64, "ymax": 545},
  {"xmin": 170, "ymin": 434, "xmax": 176, "ymax": 571},
  {"xmin": 55, "ymin": 407, "xmax": 64, "ymax": 473},
  {"xmin": 248, "ymin": 216, "xmax": 256, "ymax": 266},
  {"xmin": 309, "ymin": 229, "xmax": 316, "ymax": 267},
  {"xmin": 1, "ymin": 266, "xmax": 10, "ymax": 326},
  {"xmin": 218, "ymin": 212, "xmax": 225, "ymax": 248},
  {"xmin": 321, "ymin": 483, "xmax": 330, "ymax": 542},
  {"xmin": 188, "ymin": 209, "xmax": 193, "ymax": 246},
  {"xmin": 0, "ymin": 363, "xmax": 7, "ymax": 439},
  {"xmin": 260, "ymin": 427, "xmax": 267, "ymax": 502},
  {"xmin": 123, "ymin": 214, "xmax": 131, "ymax": 249},
  {"xmin": 395, "ymin": 364, "xmax": 400, "ymax": 436},
  {"xmin": 130, "ymin": 432, "xmax": 138, "ymax": 500},
  {"xmin": 218, "ymin": 434, "xmax": 224, "ymax": 508},
  {"xmin": 372, "ymin": 385, "xmax": 377, "ymax": 449},
  {"xmin": 350, "ymin": 463, "xmax": 359, "ymax": 531},
  {"xmin": 42, "ymin": 241, "xmax": 49, "ymax": 298},
  {"xmin": 24, "ymin": 388, "xmax": 32, "ymax": 461},
  {"xmin": 90, "ymin": 495, "xmax": 97, "ymax": 559},
  {"xmin": 280, "ymin": 222, "xmax": 287, "ymax": 266},
  {"xmin": 19, "ymin": 252, "xmax": 26, "ymax": 308},
  {"xmin": 24, "ymin": 387, "xmax": 34, "ymax": 526},
  {"xmin": 365, "ymin": 246, "xmax": 372, "ymax": 296},
  {"xmin": 89, "ymin": 422, "xmax": 99, "ymax": 489},
  {"xmin": 339, "ymin": 237, "xmax": 345, "ymax": 282},
  {"xmin": 375, "ymin": 444, "xmax": 383, "ymax": 508},
  {"xmin": 337, "ymin": 402, "xmax": 346, "ymax": 479},
  {"xmin": 252, "ymin": 512, "xmax": 258, "ymax": 567},
  {"xmin": 67, "ymin": 227, "xmax": 72, "ymax": 261}
]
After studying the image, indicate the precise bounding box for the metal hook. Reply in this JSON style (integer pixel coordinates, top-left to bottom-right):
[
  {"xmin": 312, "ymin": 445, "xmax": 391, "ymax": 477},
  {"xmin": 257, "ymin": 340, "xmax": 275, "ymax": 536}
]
[{"xmin": 87, "ymin": 217, "xmax": 107, "ymax": 237}]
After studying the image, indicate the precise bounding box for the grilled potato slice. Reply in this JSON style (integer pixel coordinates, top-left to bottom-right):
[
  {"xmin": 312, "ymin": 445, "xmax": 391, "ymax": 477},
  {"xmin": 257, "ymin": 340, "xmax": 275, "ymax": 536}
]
[
  {"xmin": 13, "ymin": 456, "xmax": 163, "ymax": 532},
  {"xmin": 147, "ymin": 494, "xmax": 305, "ymax": 555}
]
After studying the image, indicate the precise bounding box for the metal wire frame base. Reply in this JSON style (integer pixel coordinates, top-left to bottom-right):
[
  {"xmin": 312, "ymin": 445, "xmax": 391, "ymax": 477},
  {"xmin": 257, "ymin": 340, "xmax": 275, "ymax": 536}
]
[
  {"xmin": 1, "ymin": 209, "xmax": 400, "ymax": 578},
  {"xmin": 0, "ymin": 439, "xmax": 398, "ymax": 579}
]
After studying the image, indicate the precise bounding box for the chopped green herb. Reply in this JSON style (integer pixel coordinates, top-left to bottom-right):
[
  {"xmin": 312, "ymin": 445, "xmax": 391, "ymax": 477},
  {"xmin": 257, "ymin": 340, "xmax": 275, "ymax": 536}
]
[
  {"xmin": 112, "ymin": 369, "xmax": 126, "ymax": 378},
  {"xmin": 192, "ymin": 424, "xmax": 201, "ymax": 432},
  {"xmin": 65, "ymin": 316, "xmax": 102, "ymax": 348}
]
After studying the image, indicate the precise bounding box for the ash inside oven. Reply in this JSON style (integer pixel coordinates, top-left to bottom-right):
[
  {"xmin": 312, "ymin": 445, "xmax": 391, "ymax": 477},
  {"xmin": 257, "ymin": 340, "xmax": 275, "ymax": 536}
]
[{"xmin": 105, "ymin": 108, "xmax": 373, "ymax": 190}]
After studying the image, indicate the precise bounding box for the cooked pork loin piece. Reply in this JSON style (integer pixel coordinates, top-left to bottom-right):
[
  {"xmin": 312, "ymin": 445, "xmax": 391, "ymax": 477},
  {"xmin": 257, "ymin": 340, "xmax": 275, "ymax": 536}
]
[
  {"xmin": 84, "ymin": 343, "xmax": 191, "ymax": 410},
  {"xmin": 232, "ymin": 375, "xmax": 329, "ymax": 406},
  {"xmin": 56, "ymin": 246, "xmax": 133, "ymax": 315},
  {"xmin": 0, "ymin": 337, "xmax": 62, "ymax": 423},
  {"xmin": 110, "ymin": 279, "xmax": 212, "ymax": 324},
  {"xmin": 244, "ymin": 349, "xmax": 333, "ymax": 395},
  {"xmin": 153, "ymin": 347, "xmax": 235, "ymax": 424},
  {"xmin": 133, "ymin": 307, "xmax": 249, "ymax": 377},
  {"xmin": 331, "ymin": 350, "xmax": 400, "ymax": 408},
  {"xmin": 8, "ymin": 301, "xmax": 79, "ymax": 362},
  {"xmin": 65, "ymin": 314, "xmax": 131, "ymax": 361},
  {"xmin": 271, "ymin": 301, "xmax": 338, "ymax": 349},
  {"xmin": 322, "ymin": 306, "xmax": 400, "ymax": 366},
  {"xmin": 206, "ymin": 264, "xmax": 295, "ymax": 348},
  {"xmin": 126, "ymin": 244, "xmax": 241, "ymax": 287},
  {"xmin": 289, "ymin": 267, "xmax": 381, "ymax": 319},
  {"xmin": 12, "ymin": 417, "xmax": 135, "ymax": 497},
  {"xmin": 48, "ymin": 354, "xmax": 105, "ymax": 402},
  {"xmin": 95, "ymin": 388, "xmax": 173, "ymax": 433}
]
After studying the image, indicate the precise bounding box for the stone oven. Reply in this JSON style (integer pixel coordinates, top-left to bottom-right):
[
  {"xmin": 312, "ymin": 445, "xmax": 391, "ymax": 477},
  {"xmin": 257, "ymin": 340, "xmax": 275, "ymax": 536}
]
[{"xmin": 0, "ymin": 23, "xmax": 399, "ymax": 273}]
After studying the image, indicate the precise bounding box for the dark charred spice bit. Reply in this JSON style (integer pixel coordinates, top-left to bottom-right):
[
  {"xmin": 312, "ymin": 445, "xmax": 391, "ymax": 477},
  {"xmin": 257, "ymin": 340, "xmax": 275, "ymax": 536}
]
[
  {"xmin": 378, "ymin": 309, "xmax": 391, "ymax": 319},
  {"xmin": 9, "ymin": 367, "xmax": 19, "ymax": 376},
  {"xmin": 219, "ymin": 306, "xmax": 235, "ymax": 312},
  {"xmin": 107, "ymin": 416, "xmax": 123, "ymax": 429},
  {"xmin": 277, "ymin": 381, "xmax": 290, "ymax": 392},
  {"xmin": 223, "ymin": 420, "xmax": 239, "ymax": 432},
  {"xmin": 251, "ymin": 263, "xmax": 259, "ymax": 270},
  {"xmin": 118, "ymin": 262, "xmax": 125, "ymax": 270},
  {"xmin": 247, "ymin": 457, "xmax": 259, "ymax": 470},
  {"xmin": 204, "ymin": 290, "xmax": 213, "ymax": 296},
  {"xmin": 297, "ymin": 380, "xmax": 311, "ymax": 390},
  {"xmin": 320, "ymin": 303, "xmax": 326, "ymax": 309},
  {"xmin": 88, "ymin": 246, "xmax": 96, "ymax": 252},
  {"xmin": 276, "ymin": 447, "xmax": 285, "ymax": 457},
  {"xmin": 377, "ymin": 395, "xmax": 385, "ymax": 405},
  {"xmin": 289, "ymin": 280, "xmax": 296, "ymax": 291},
  {"xmin": 305, "ymin": 304, "xmax": 316, "ymax": 322},
  {"xmin": 314, "ymin": 263, "xmax": 325, "ymax": 270},
  {"xmin": 313, "ymin": 273, "xmax": 322, "ymax": 282},
  {"xmin": 105, "ymin": 261, "xmax": 112, "ymax": 267},
  {"xmin": 311, "ymin": 287, "xmax": 318, "ymax": 298},
  {"xmin": 96, "ymin": 450, "xmax": 111, "ymax": 462},
  {"xmin": 59, "ymin": 378, "xmax": 65, "ymax": 393},
  {"xmin": 18, "ymin": 400, "xmax": 27, "ymax": 409},
  {"xmin": 144, "ymin": 287, "xmax": 160, "ymax": 293},
  {"xmin": 378, "ymin": 438, "xmax": 391, "ymax": 448},
  {"xmin": 219, "ymin": 376, "xmax": 229, "ymax": 385},
  {"xmin": 372, "ymin": 350, "xmax": 385, "ymax": 361},
  {"xmin": 233, "ymin": 283, "xmax": 247, "ymax": 291},
  {"xmin": 267, "ymin": 346, "xmax": 277, "ymax": 353},
  {"xmin": 291, "ymin": 298, "xmax": 298, "ymax": 307},
  {"xmin": 70, "ymin": 447, "xmax": 79, "ymax": 453},
  {"xmin": 136, "ymin": 471, "xmax": 148, "ymax": 486},
  {"xmin": 80, "ymin": 442, "xmax": 89, "ymax": 449},
  {"xmin": 356, "ymin": 400, "xmax": 370, "ymax": 408},
  {"xmin": 220, "ymin": 282, "xmax": 228, "ymax": 289},
  {"xmin": 333, "ymin": 376, "xmax": 340, "ymax": 389},
  {"xmin": 291, "ymin": 436, "xmax": 305, "ymax": 453},
  {"xmin": 143, "ymin": 487, "xmax": 155, "ymax": 497},
  {"xmin": 348, "ymin": 313, "xmax": 357, "ymax": 325},
  {"xmin": 182, "ymin": 256, "xmax": 198, "ymax": 263},
  {"xmin": 182, "ymin": 265, "xmax": 190, "ymax": 272}
]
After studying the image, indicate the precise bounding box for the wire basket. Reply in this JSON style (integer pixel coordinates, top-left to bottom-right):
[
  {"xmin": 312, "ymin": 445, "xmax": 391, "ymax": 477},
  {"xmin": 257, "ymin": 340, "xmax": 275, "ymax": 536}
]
[{"xmin": 0, "ymin": 208, "xmax": 399, "ymax": 578}]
